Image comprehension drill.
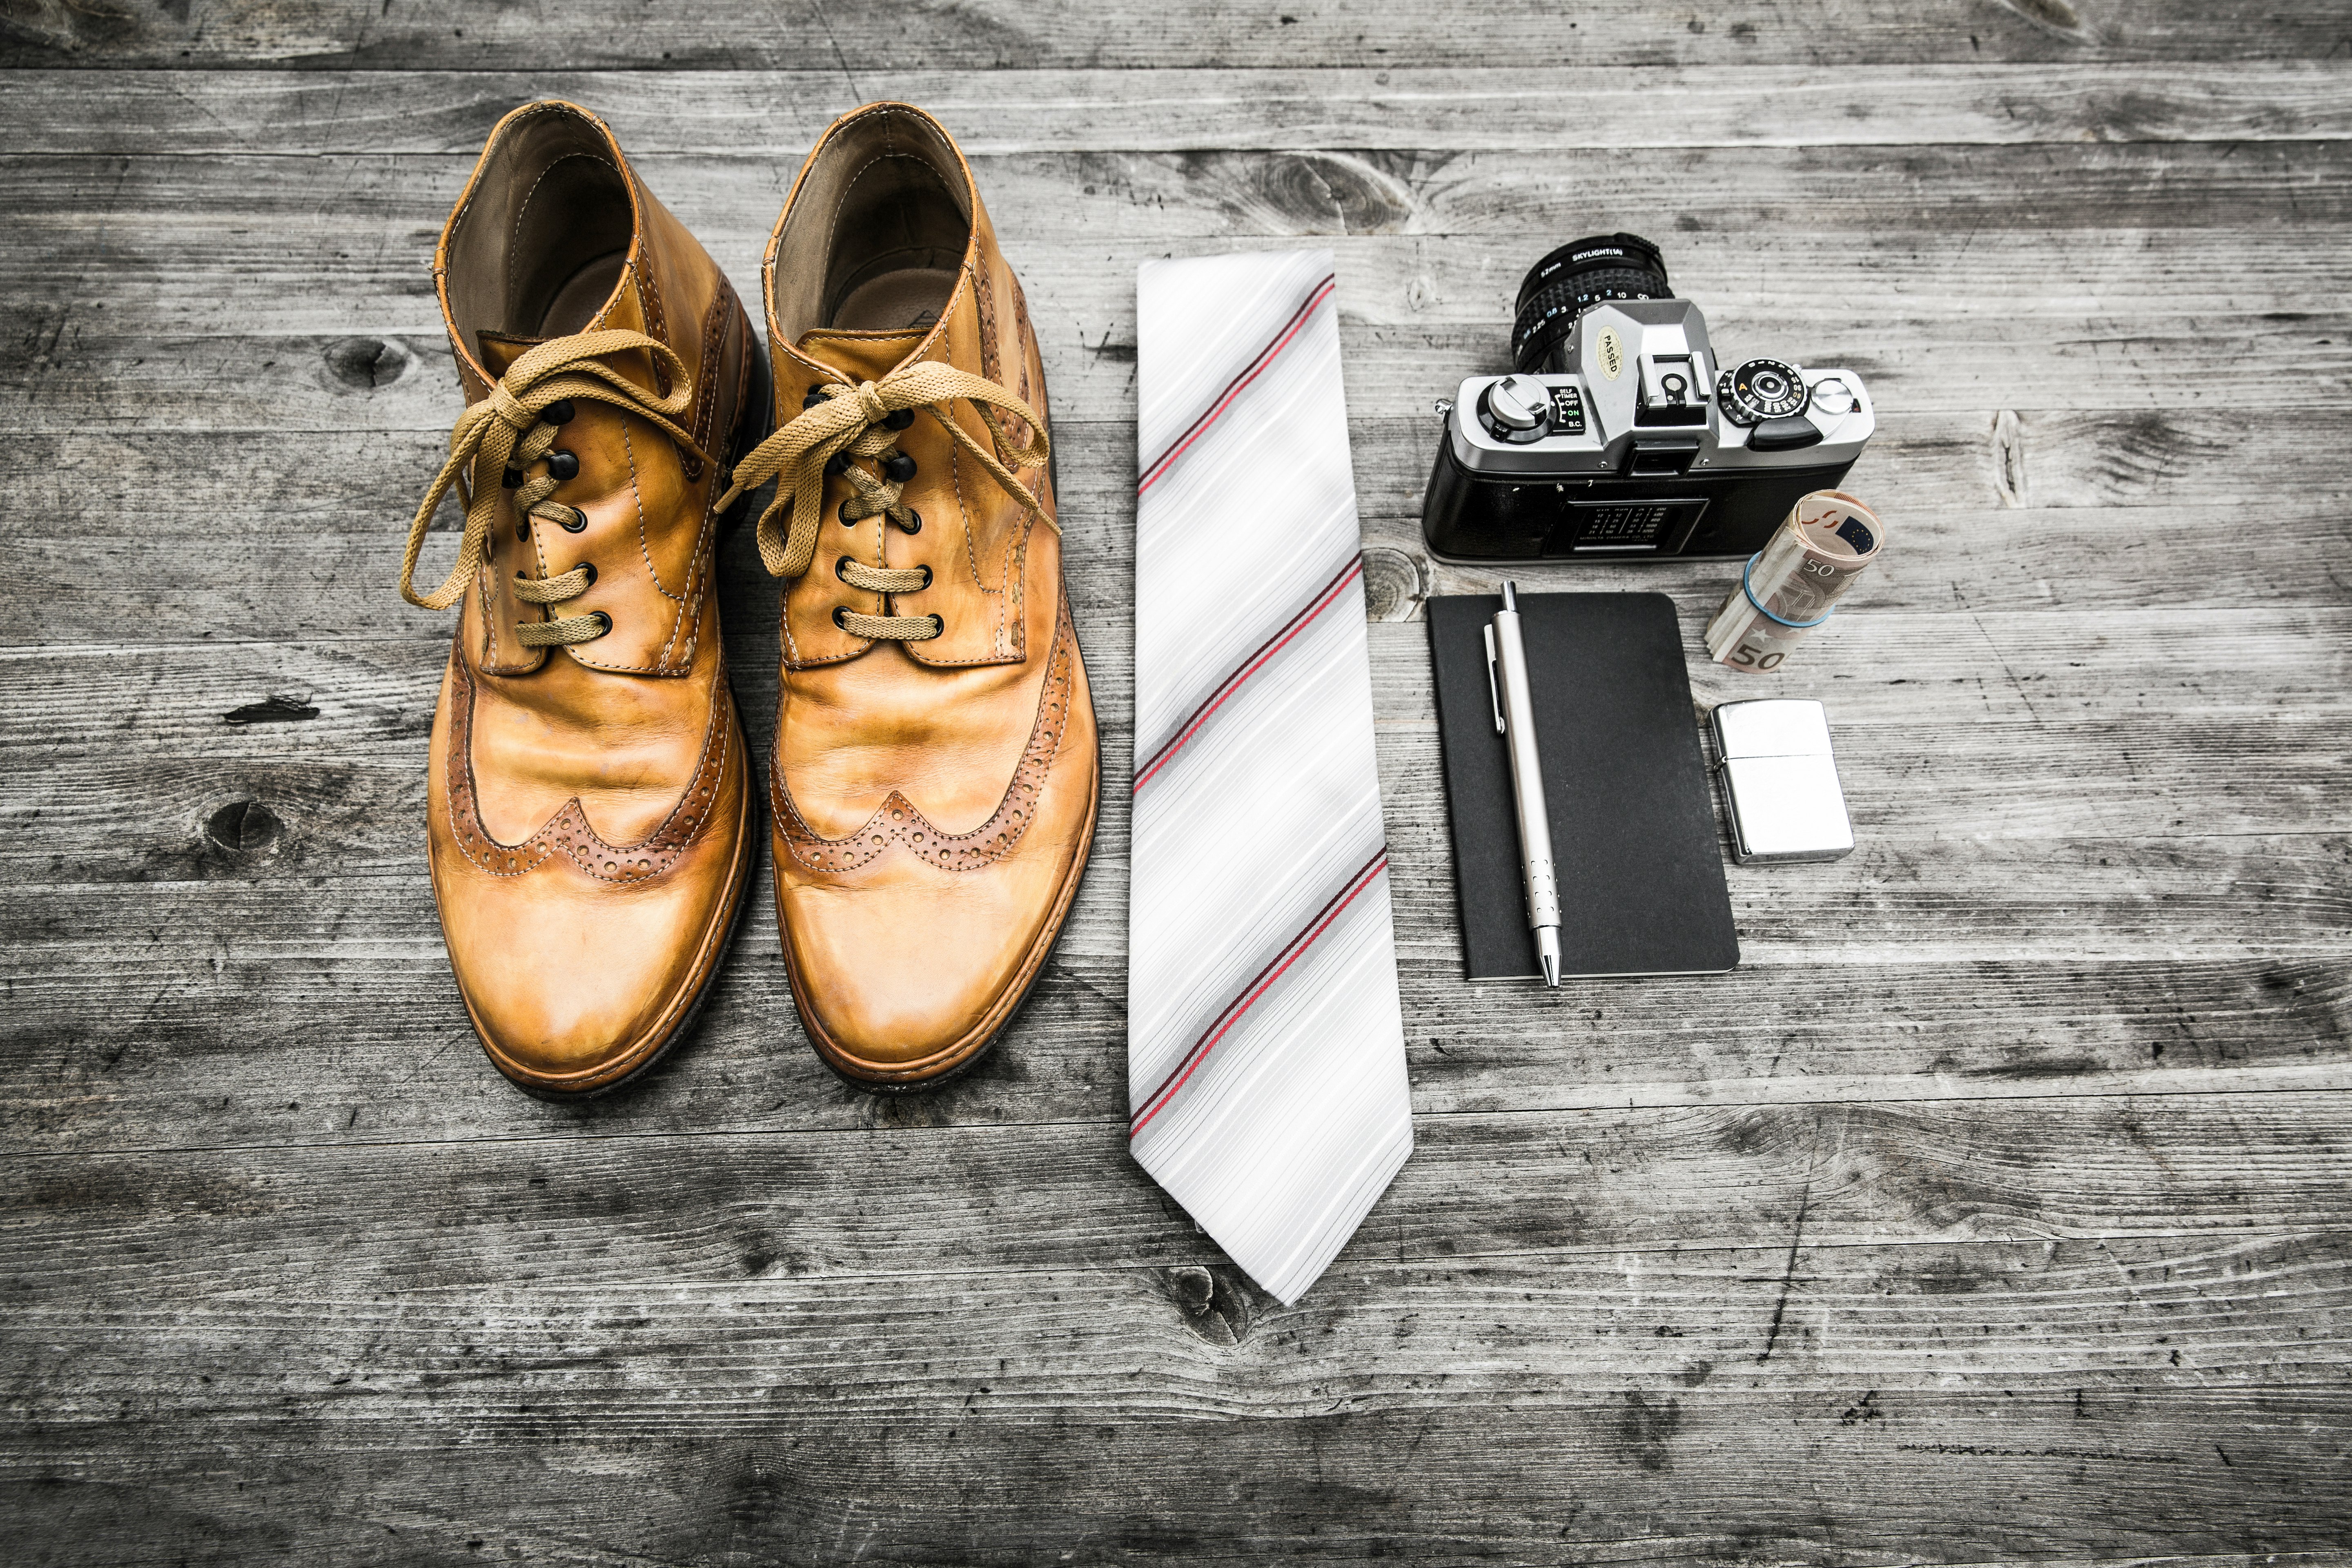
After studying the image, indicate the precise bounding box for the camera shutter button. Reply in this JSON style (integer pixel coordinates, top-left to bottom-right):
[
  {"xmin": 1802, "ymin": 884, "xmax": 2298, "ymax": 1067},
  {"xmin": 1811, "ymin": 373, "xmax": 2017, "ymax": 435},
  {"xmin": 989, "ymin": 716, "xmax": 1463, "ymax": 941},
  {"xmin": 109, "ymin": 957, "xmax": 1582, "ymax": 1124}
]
[
  {"xmin": 1810, "ymin": 377, "xmax": 1856, "ymax": 416},
  {"xmin": 1486, "ymin": 375, "xmax": 1550, "ymax": 434}
]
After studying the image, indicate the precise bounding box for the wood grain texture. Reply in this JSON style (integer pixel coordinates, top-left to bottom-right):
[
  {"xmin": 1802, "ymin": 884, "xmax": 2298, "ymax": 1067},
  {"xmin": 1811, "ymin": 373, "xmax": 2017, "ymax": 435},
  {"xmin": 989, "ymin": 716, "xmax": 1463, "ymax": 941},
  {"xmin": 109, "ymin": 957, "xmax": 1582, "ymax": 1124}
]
[
  {"xmin": 2, "ymin": 10, "xmax": 2349, "ymax": 1564},
  {"xmin": 6, "ymin": 0, "xmax": 2351, "ymax": 70},
  {"xmin": 10, "ymin": 65, "xmax": 2352, "ymax": 153}
]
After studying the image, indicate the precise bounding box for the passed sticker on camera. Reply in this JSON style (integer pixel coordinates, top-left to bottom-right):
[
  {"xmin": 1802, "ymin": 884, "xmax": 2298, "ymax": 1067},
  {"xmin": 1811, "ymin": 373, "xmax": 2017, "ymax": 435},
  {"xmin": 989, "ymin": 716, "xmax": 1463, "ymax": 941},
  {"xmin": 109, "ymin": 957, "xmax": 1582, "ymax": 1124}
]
[{"xmin": 1596, "ymin": 327, "xmax": 1625, "ymax": 381}]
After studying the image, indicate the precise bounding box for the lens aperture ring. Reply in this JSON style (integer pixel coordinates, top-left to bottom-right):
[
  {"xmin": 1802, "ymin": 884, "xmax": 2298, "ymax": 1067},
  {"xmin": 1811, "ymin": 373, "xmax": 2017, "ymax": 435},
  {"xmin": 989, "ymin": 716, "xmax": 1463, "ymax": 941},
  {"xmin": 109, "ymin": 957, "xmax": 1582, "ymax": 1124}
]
[{"xmin": 1511, "ymin": 267, "xmax": 1673, "ymax": 372}]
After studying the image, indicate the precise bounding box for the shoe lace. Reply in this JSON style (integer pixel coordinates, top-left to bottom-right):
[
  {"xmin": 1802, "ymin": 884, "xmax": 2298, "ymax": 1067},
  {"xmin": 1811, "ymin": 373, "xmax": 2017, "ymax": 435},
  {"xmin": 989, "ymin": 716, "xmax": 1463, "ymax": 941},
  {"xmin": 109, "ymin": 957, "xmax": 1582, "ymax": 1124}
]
[
  {"xmin": 400, "ymin": 329, "xmax": 713, "ymax": 647},
  {"xmin": 717, "ymin": 360, "xmax": 1049, "ymax": 642}
]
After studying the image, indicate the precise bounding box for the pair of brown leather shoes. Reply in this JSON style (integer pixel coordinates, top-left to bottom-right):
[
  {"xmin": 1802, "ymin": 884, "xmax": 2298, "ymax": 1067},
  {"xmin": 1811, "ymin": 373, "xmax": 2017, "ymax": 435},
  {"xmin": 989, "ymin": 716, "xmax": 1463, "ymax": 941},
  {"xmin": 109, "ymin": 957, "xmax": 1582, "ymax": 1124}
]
[{"xmin": 400, "ymin": 101, "xmax": 1098, "ymax": 1096}]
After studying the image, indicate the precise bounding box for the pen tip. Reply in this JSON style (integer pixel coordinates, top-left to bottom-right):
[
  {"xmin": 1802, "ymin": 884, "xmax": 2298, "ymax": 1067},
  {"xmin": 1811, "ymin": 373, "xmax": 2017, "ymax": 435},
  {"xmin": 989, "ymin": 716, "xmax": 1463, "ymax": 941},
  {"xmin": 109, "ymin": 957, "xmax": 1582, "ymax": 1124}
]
[{"xmin": 1540, "ymin": 951, "xmax": 1560, "ymax": 988}]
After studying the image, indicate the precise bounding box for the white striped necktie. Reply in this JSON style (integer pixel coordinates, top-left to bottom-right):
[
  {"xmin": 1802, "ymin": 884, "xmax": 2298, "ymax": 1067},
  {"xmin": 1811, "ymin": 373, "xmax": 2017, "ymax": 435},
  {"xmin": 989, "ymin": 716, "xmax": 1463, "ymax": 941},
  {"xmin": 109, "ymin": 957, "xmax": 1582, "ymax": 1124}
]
[{"xmin": 1127, "ymin": 249, "xmax": 1414, "ymax": 1305}]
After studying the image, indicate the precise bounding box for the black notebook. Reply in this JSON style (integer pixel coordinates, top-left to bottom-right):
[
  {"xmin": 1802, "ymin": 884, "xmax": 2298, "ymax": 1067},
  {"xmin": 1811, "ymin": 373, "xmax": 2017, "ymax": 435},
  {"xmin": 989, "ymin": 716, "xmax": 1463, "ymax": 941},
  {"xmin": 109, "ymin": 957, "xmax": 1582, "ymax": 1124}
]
[{"xmin": 1428, "ymin": 591, "xmax": 1739, "ymax": 980}]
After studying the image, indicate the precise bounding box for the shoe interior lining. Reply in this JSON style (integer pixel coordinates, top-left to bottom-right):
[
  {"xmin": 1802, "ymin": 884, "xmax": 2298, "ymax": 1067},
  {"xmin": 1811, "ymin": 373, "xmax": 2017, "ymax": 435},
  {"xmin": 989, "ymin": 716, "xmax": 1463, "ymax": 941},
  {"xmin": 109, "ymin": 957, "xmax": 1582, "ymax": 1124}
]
[
  {"xmin": 770, "ymin": 108, "xmax": 972, "ymax": 347},
  {"xmin": 443, "ymin": 107, "xmax": 637, "ymax": 363},
  {"xmin": 830, "ymin": 260, "xmax": 962, "ymax": 333},
  {"xmin": 536, "ymin": 250, "xmax": 630, "ymax": 337}
]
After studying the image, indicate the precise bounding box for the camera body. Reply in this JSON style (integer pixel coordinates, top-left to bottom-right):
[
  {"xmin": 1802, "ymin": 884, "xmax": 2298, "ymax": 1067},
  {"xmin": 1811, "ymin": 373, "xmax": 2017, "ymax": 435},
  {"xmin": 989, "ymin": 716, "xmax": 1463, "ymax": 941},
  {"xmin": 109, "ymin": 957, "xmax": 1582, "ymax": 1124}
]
[{"xmin": 1421, "ymin": 236, "xmax": 1875, "ymax": 562}]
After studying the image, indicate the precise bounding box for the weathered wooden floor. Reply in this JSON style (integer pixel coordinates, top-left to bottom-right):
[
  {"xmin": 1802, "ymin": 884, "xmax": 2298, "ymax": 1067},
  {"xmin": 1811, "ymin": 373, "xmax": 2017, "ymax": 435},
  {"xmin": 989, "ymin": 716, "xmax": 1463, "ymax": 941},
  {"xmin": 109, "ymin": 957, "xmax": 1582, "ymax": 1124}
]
[{"xmin": 3, "ymin": 2, "xmax": 2350, "ymax": 1563}]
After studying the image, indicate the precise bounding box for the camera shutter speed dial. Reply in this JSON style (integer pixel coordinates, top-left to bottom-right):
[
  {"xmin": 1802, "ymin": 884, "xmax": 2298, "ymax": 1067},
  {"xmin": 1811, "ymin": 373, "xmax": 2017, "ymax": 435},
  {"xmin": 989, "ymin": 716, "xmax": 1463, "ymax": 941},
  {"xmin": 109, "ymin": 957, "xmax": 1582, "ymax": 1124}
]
[
  {"xmin": 1717, "ymin": 358, "xmax": 1808, "ymax": 426},
  {"xmin": 1483, "ymin": 375, "xmax": 1551, "ymax": 435}
]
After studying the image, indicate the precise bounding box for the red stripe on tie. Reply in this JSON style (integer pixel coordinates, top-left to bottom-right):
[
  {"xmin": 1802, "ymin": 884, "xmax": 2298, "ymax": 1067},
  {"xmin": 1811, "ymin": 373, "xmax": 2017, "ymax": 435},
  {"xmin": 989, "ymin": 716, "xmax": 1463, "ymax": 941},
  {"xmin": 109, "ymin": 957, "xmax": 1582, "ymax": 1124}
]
[
  {"xmin": 1129, "ymin": 851, "xmax": 1389, "ymax": 1138},
  {"xmin": 1131, "ymin": 556, "xmax": 1362, "ymax": 796},
  {"xmin": 1136, "ymin": 274, "xmax": 1335, "ymax": 496}
]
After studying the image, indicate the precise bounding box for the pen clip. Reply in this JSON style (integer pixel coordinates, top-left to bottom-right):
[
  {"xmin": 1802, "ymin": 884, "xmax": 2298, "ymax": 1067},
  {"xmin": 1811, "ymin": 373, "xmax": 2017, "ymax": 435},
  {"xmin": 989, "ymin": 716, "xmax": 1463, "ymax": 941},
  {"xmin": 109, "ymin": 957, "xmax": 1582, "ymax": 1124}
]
[{"xmin": 1482, "ymin": 622, "xmax": 1504, "ymax": 735}]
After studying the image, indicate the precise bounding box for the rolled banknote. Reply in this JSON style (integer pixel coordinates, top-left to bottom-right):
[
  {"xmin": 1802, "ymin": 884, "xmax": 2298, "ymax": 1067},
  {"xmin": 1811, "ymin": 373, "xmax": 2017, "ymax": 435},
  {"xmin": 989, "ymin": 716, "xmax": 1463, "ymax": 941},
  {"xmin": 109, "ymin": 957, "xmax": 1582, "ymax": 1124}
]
[{"xmin": 1704, "ymin": 490, "xmax": 1884, "ymax": 672}]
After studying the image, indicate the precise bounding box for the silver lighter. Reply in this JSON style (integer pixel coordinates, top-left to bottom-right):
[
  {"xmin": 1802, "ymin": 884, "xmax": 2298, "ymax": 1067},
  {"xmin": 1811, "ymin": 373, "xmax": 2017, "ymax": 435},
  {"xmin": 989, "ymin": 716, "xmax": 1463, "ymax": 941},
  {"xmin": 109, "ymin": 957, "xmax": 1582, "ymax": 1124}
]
[{"xmin": 1709, "ymin": 699, "xmax": 1854, "ymax": 864}]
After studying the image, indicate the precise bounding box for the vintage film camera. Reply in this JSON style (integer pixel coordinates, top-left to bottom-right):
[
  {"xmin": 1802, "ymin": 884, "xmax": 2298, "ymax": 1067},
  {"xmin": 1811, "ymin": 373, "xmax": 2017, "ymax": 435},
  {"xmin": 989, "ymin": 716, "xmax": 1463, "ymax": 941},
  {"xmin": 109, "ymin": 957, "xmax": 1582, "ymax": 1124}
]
[{"xmin": 1421, "ymin": 234, "xmax": 1874, "ymax": 561}]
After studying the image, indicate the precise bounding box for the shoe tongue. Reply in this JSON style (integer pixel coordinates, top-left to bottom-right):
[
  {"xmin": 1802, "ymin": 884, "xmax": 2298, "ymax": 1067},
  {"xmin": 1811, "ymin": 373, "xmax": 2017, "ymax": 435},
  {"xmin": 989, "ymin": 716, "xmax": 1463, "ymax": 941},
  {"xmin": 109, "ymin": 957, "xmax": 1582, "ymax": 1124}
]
[
  {"xmin": 477, "ymin": 330, "xmax": 546, "ymax": 379},
  {"xmin": 794, "ymin": 328, "xmax": 930, "ymax": 386}
]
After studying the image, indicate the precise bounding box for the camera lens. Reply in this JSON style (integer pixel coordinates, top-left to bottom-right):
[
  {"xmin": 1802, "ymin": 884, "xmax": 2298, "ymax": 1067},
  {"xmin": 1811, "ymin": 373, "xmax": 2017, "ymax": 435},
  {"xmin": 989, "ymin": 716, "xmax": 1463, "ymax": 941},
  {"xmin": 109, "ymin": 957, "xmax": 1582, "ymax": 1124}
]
[{"xmin": 1510, "ymin": 233, "xmax": 1672, "ymax": 374}]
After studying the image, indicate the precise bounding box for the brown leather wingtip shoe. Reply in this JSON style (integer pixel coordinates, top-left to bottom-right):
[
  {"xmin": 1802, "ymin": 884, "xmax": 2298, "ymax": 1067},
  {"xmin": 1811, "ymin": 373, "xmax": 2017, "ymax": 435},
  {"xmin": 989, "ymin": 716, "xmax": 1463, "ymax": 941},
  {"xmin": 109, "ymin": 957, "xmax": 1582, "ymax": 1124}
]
[
  {"xmin": 721, "ymin": 103, "xmax": 1100, "ymax": 1091},
  {"xmin": 402, "ymin": 101, "xmax": 773, "ymax": 1096}
]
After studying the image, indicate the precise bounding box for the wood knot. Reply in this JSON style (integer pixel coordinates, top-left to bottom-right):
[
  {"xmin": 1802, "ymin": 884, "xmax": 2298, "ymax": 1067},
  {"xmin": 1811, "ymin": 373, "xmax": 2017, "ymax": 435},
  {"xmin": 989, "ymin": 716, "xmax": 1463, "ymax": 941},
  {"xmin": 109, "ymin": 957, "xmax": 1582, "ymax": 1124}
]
[
  {"xmin": 1360, "ymin": 546, "xmax": 1425, "ymax": 622},
  {"xmin": 222, "ymin": 693, "xmax": 318, "ymax": 725},
  {"xmin": 323, "ymin": 336, "xmax": 414, "ymax": 391},
  {"xmin": 1254, "ymin": 152, "xmax": 1415, "ymax": 234},
  {"xmin": 1991, "ymin": 410, "xmax": 2027, "ymax": 508},
  {"xmin": 1157, "ymin": 1264, "xmax": 1256, "ymax": 1347},
  {"xmin": 205, "ymin": 799, "xmax": 282, "ymax": 854}
]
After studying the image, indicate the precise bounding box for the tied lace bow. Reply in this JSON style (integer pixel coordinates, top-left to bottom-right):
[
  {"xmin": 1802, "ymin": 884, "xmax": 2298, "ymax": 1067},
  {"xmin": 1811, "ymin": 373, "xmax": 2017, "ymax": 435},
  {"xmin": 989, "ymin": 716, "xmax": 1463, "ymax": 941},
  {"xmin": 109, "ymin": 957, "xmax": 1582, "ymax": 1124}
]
[
  {"xmin": 719, "ymin": 360, "xmax": 1050, "ymax": 639},
  {"xmin": 400, "ymin": 329, "xmax": 713, "ymax": 646}
]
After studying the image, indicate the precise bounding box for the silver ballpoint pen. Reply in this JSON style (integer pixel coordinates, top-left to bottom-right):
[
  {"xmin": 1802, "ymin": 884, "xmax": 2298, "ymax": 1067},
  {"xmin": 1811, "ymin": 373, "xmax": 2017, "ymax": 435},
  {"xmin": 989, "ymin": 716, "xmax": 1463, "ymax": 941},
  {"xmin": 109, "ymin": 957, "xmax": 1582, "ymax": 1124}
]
[{"xmin": 1484, "ymin": 581, "xmax": 1562, "ymax": 986}]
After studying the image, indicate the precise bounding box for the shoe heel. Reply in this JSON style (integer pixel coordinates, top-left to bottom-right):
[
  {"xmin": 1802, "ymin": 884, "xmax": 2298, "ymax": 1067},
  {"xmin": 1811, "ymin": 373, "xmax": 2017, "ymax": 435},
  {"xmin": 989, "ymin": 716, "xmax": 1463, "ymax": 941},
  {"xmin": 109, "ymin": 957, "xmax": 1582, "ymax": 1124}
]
[{"xmin": 719, "ymin": 325, "xmax": 775, "ymax": 534}]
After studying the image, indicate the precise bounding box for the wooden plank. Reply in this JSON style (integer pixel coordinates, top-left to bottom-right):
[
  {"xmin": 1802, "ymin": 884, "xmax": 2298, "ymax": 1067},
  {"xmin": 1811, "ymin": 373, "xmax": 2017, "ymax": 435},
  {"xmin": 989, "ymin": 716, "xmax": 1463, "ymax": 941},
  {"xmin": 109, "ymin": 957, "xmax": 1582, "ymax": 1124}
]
[
  {"xmin": 13, "ymin": 481, "xmax": 2352, "ymax": 649},
  {"xmin": 9, "ymin": 1094, "xmax": 2352, "ymax": 1283},
  {"xmin": 9, "ymin": 703, "xmax": 2342, "ymax": 907},
  {"xmin": 11, "ymin": 143, "xmax": 2346, "ymax": 245},
  {"xmin": 7, "ymin": 408, "xmax": 2345, "ymax": 604},
  {"xmin": 7, "ymin": 145, "xmax": 2346, "ymax": 309},
  {"xmin": 4, "ymin": 608, "xmax": 2348, "ymax": 865},
  {"xmin": 16, "ymin": 212, "xmax": 2347, "ymax": 341},
  {"xmin": 16, "ymin": 312, "xmax": 2351, "ymax": 435},
  {"xmin": 10, "ymin": 142, "xmax": 2346, "ymax": 429},
  {"xmin": 7, "ymin": 65, "xmax": 2352, "ymax": 155},
  {"xmin": 7, "ymin": 235, "xmax": 2346, "ymax": 430},
  {"xmin": 5, "ymin": 899, "xmax": 2348, "ymax": 1148},
  {"xmin": 6, "ymin": 1235, "xmax": 2346, "ymax": 1414},
  {"xmin": 2, "ymin": 596, "xmax": 2346, "ymax": 846},
  {"xmin": 2, "ymin": 1388, "xmax": 2344, "ymax": 1566},
  {"xmin": 7, "ymin": 795, "xmax": 2344, "ymax": 962},
  {"xmin": 2, "ymin": 1394, "xmax": 2346, "ymax": 1565},
  {"xmin": 5, "ymin": 0, "xmax": 2348, "ymax": 70}
]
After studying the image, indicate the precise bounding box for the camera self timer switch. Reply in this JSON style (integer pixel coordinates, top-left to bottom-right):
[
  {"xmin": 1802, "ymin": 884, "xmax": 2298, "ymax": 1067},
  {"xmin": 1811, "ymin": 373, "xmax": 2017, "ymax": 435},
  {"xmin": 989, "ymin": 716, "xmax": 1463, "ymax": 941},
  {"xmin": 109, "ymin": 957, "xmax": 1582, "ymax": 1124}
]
[{"xmin": 1481, "ymin": 375, "xmax": 1552, "ymax": 443}]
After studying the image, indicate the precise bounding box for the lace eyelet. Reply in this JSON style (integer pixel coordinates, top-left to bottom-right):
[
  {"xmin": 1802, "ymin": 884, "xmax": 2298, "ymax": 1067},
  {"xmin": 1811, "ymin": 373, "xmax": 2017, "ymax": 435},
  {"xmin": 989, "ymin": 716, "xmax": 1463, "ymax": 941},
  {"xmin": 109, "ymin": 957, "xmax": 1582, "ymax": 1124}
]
[
  {"xmin": 501, "ymin": 468, "xmax": 523, "ymax": 490},
  {"xmin": 543, "ymin": 400, "xmax": 575, "ymax": 426},
  {"xmin": 560, "ymin": 509, "xmax": 588, "ymax": 533},
  {"xmin": 882, "ymin": 452, "xmax": 916, "ymax": 482},
  {"xmin": 834, "ymin": 555, "xmax": 852, "ymax": 583},
  {"xmin": 516, "ymin": 519, "xmax": 530, "ymax": 540},
  {"xmin": 831, "ymin": 606, "xmax": 849, "ymax": 630},
  {"xmin": 894, "ymin": 509, "xmax": 922, "ymax": 536},
  {"xmin": 576, "ymin": 561, "xmax": 597, "ymax": 586},
  {"xmin": 590, "ymin": 610, "xmax": 613, "ymax": 635},
  {"xmin": 883, "ymin": 408, "xmax": 915, "ymax": 431},
  {"xmin": 546, "ymin": 450, "xmax": 580, "ymax": 481},
  {"xmin": 919, "ymin": 564, "xmax": 935, "ymax": 589},
  {"xmin": 824, "ymin": 453, "xmax": 850, "ymax": 477},
  {"xmin": 927, "ymin": 614, "xmax": 946, "ymax": 636}
]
